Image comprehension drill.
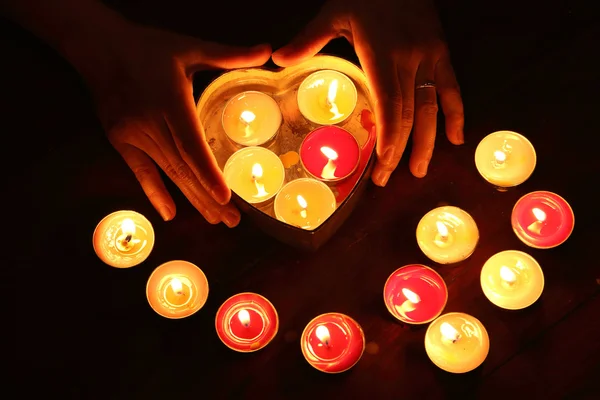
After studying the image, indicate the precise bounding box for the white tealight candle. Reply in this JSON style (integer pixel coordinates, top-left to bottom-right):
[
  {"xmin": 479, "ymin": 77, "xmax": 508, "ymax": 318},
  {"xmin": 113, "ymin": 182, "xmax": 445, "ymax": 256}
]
[
  {"xmin": 222, "ymin": 91, "xmax": 282, "ymax": 147},
  {"xmin": 223, "ymin": 147, "xmax": 285, "ymax": 204},
  {"xmin": 274, "ymin": 178, "xmax": 336, "ymax": 230},
  {"xmin": 474, "ymin": 130, "xmax": 536, "ymax": 188},
  {"xmin": 416, "ymin": 206, "xmax": 479, "ymax": 264},
  {"xmin": 297, "ymin": 70, "xmax": 357, "ymax": 125}
]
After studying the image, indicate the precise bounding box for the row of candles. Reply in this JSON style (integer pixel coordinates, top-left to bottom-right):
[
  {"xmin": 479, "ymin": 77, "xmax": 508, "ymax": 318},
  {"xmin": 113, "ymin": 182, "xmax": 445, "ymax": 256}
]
[
  {"xmin": 221, "ymin": 69, "xmax": 360, "ymax": 229},
  {"xmin": 92, "ymin": 190, "xmax": 573, "ymax": 375}
]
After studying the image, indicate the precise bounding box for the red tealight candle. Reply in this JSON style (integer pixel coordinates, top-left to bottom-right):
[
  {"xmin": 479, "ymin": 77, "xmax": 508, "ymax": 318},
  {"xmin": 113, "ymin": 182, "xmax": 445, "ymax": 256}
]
[
  {"xmin": 511, "ymin": 191, "xmax": 575, "ymax": 249},
  {"xmin": 215, "ymin": 292, "xmax": 278, "ymax": 353},
  {"xmin": 299, "ymin": 126, "xmax": 360, "ymax": 182},
  {"xmin": 383, "ymin": 264, "xmax": 448, "ymax": 324},
  {"xmin": 300, "ymin": 312, "xmax": 365, "ymax": 373}
]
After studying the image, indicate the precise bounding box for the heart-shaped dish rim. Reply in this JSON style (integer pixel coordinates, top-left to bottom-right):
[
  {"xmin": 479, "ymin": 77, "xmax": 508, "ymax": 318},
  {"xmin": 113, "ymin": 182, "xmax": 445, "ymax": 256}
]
[{"xmin": 196, "ymin": 54, "xmax": 376, "ymax": 236}]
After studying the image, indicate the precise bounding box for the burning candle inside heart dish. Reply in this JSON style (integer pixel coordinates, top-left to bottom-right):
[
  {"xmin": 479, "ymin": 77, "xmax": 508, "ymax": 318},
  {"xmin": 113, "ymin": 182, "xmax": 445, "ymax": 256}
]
[
  {"xmin": 274, "ymin": 178, "xmax": 336, "ymax": 230},
  {"xmin": 297, "ymin": 70, "xmax": 358, "ymax": 125},
  {"xmin": 299, "ymin": 126, "xmax": 360, "ymax": 182},
  {"xmin": 93, "ymin": 210, "xmax": 154, "ymax": 268},
  {"xmin": 223, "ymin": 146, "xmax": 285, "ymax": 204},
  {"xmin": 215, "ymin": 292, "xmax": 279, "ymax": 353},
  {"xmin": 301, "ymin": 312, "xmax": 365, "ymax": 373},
  {"xmin": 383, "ymin": 264, "xmax": 448, "ymax": 324},
  {"xmin": 221, "ymin": 91, "xmax": 282, "ymax": 147},
  {"xmin": 511, "ymin": 191, "xmax": 574, "ymax": 249}
]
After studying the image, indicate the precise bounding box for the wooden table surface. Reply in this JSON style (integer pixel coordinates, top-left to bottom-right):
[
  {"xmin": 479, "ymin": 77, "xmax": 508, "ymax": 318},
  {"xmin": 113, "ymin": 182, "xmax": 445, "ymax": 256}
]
[{"xmin": 3, "ymin": 1, "xmax": 598, "ymax": 398}]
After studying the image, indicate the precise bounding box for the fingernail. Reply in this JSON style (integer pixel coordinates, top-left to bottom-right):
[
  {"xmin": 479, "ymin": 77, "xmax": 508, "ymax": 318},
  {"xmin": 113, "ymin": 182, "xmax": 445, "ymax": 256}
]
[
  {"xmin": 222, "ymin": 210, "xmax": 240, "ymax": 228},
  {"xmin": 373, "ymin": 169, "xmax": 391, "ymax": 187},
  {"xmin": 211, "ymin": 186, "xmax": 230, "ymax": 206},
  {"xmin": 456, "ymin": 127, "xmax": 465, "ymax": 144},
  {"xmin": 417, "ymin": 162, "xmax": 428, "ymax": 177},
  {"xmin": 381, "ymin": 148, "xmax": 395, "ymax": 165},
  {"xmin": 160, "ymin": 205, "xmax": 175, "ymax": 221}
]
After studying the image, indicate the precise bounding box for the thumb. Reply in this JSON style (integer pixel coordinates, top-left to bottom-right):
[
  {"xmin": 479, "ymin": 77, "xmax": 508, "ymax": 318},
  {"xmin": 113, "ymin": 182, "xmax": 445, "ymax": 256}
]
[
  {"xmin": 185, "ymin": 41, "xmax": 272, "ymax": 71},
  {"xmin": 272, "ymin": 9, "xmax": 343, "ymax": 67}
]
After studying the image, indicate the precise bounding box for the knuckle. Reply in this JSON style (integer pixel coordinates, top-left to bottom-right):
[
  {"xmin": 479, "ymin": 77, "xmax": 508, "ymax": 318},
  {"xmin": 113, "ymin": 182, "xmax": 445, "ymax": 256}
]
[
  {"xmin": 132, "ymin": 165, "xmax": 154, "ymax": 182},
  {"xmin": 419, "ymin": 101, "xmax": 439, "ymax": 116},
  {"xmin": 401, "ymin": 107, "xmax": 415, "ymax": 125}
]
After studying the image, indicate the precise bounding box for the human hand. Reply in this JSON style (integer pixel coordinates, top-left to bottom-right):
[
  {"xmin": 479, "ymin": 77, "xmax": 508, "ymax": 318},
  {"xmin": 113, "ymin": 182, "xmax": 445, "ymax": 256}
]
[
  {"xmin": 67, "ymin": 19, "xmax": 271, "ymax": 226},
  {"xmin": 272, "ymin": 0, "xmax": 464, "ymax": 186}
]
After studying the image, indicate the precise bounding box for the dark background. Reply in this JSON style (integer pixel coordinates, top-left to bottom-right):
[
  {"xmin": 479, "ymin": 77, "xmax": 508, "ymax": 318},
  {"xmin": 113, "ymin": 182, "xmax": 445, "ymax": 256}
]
[{"xmin": 2, "ymin": 0, "xmax": 598, "ymax": 398}]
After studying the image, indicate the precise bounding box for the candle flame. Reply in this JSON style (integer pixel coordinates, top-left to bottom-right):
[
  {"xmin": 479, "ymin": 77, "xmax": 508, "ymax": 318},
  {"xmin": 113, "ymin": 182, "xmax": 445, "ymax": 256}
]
[
  {"xmin": 238, "ymin": 309, "xmax": 250, "ymax": 327},
  {"xmin": 170, "ymin": 277, "xmax": 183, "ymax": 294},
  {"xmin": 315, "ymin": 325, "xmax": 330, "ymax": 345},
  {"xmin": 327, "ymin": 79, "xmax": 343, "ymax": 120},
  {"xmin": 500, "ymin": 266, "xmax": 517, "ymax": 284},
  {"xmin": 297, "ymin": 195, "xmax": 308, "ymax": 219},
  {"xmin": 532, "ymin": 207, "xmax": 546, "ymax": 222},
  {"xmin": 121, "ymin": 218, "xmax": 136, "ymax": 236},
  {"xmin": 436, "ymin": 221, "xmax": 449, "ymax": 239},
  {"xmin": 251, "ymin": 163, "xmax": 263, "ymax": 179},
  {"xmin": 402, "ymin": 288, "xmax": 421, "ymax": 304},
  {"xmin": 494, "ymin": 150, "xmax": 507, "ymax": 163},
  {"xmin": 440, "ymin": 322, "xmax": 461, "ymax": 343},
  {"xmin": 320, "ymin": 146, "xmax": 338, "ymax": 160},
  {"xmin": 240, "ymin": 110, "xmax": 256, "ymax": 124}
]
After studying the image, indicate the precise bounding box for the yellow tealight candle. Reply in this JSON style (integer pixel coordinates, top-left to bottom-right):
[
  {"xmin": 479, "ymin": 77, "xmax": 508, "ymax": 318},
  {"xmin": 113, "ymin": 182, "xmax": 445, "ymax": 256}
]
[
  {"xmin": 297, "ymin": 70, "xmax": 357, "ymax": 125},
  {"xmin": 146, "ymin": 260, "xmax": 209, "ymax": 319},
  {"xmin": 474, "ymin": 130, "xmax": 536, "ymax": 188},
  {"xmin": 425, "ymin": 312, "xmax": 490, "ymax": 373},
  {"xmin": 274, "ymin": 178, "xmax": 336, "ymax": 230},
  {"xmin": 416, "ymin": 206, "xmax": 479, "ymax": 264},
  {"xmin": 480, "ymin": 250, "xmax": 544, "ymax": 310},
  {"xmin": 223, "ymin": 147, "xmax": 285, "ymax": 204},
  {"xmin": 93, "ymin": 210, "xmax": 154, "ymax": 268},
  {"xmin": 222, "ymin": 91, "xmax": 282, "ymax": 147}
]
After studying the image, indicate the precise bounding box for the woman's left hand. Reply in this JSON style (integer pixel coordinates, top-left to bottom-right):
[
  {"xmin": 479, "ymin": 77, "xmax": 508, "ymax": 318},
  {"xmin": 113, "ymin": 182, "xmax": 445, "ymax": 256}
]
[{"xmin": 272, "ymin": 0, "xmax": 464, "ymax": 186}]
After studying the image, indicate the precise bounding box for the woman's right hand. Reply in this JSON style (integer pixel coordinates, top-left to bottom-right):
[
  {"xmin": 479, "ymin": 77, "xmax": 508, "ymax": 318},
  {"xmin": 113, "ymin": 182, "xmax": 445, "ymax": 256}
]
[{"xmin": 65, "ymin": 15, "xmax": 271, "ymax": 226}]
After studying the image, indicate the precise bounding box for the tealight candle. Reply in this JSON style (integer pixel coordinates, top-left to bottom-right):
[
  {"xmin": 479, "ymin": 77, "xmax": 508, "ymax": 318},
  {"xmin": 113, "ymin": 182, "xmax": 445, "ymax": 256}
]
[
  {"xmin": 146, "ymin": 260, "xmax": 209, "ymax": 319},
  {"xmin": 416, "ymin": 206, "xmax": 479, "ymax": 264},
  {"xmin": 93, "ymin": 210, "xmax": 154, "ymax": 268},
  {"xmin": 474, "ymin": 130, "xmax": 536, "ymax": 188},
  {"xmin": 297, "ymin": 70, "xmax": 357, "ymax": 125},
  {"xmin": 480, "ymin": 250, "xmax": 544, "ymax": 310},
  {"xmin": 300, "ymin": 312, "xmax": 365, "ymax": 373},
  {"xmin": 223, "ymin": 146, "xmax": 285, "ymax": 204},
  {"xmin": 299, "ymin": 126, "xmax": 360, "ymax": 182},
  {"xmin": 425, "ymin": 312, "xmax": 490, "ymax": 373},
  {"xmin": 383, "ymin": 264, "xmax": 448, "ymax": 324},
  {"xmin": 511, "ymin": 191, "xmax": 575, "ymax": 249},
  {"xmin": 274, "ymin": 178, "xmax": 336, "ymax": 230},
  {"xmin": 222, "ymin": 91, "xmax": 282, "ymax": 147},
  {"xmin": 215, "ymin": 292, "xmax": 278, "ymax": 352}
]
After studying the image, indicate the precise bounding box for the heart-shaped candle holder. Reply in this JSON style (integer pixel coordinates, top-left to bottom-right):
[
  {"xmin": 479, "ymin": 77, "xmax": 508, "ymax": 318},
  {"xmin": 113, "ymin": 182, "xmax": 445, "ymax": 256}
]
[{"xmin": 197, "ymin": 55, "xmax": 375, "ymax": 251}]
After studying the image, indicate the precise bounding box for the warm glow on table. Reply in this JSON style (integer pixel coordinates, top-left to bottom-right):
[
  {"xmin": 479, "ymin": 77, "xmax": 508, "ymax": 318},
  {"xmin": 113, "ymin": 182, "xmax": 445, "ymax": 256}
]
[
  {"xmin": 480, "ymin": 250, "xmax": 544, "ymax": 310},
  {"xmin": 215, "ymin": 292, "xmax": 278, "ymax": 353},
  {"xmin": 475, "ymin": 130, "xmax": 536, "ymax": 187},
  {"xmin": 222, "ymin": 91, "xmax": 282, "ymax": 146},
  {"xmin": 146, "ymin": 260, "xmax": 209, "ymax": 319},
  {"xmin": 301, "ymin": 312, "xmax": 365, "ymax": 373},
  {"xmin": 297, "ymin": 70, "xmax": 357, "ymax": 125},
  {"xmin": 93, "ymin": 210, "xmax": 154, "ymax": 268},
  {"xmin": 425, "ymin": 312, "xmax": 490, "ymax": 373},
  {"xmin": 274, "ymin": 178, "xmax": 336, "ymax": 230},
  {"xmin": 511, "ymin": 191, "xmax": 575, "ymax": 249},
  {"xmin": 299, "ymin": 126, "xmax": 360, "ymax": 182},
  {"xmin": 416, "ymin": 206, "xmax": 479, "ymax": 264},
  {"xmin": 223, "ymin": 146, "xmax": 285, "ymax": 204},
  {"xmin": 383, "ymin": 264, "xmax": 448, "ymax": 324}
]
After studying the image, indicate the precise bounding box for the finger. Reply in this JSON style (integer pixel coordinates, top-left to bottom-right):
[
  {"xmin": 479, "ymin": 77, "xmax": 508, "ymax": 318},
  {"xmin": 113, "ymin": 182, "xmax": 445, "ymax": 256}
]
[
  {"xmin": 115, "ymin": 143, "xmax": 175, "ymax": 221},
  {"xmin": 183, "ymin": 41, "xmax": 272, "ymax": 71},
  {"xmin": 132, "ymin": 130, "xmax": 241, "ymax": 227},
  {"xmin": 410, "ymin": 60, "xmax": 438, "ymax": 178},
  {"xmin": 435, "ymin": 56, "xmax": 464, "ymax": 144},
  {"xmin": 165, "ymin": 87, "xmax": 231, "ymax": 205},
  {"xmin": 272, "ymin": 8, "xmax": 343, "ymax": 67}
]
